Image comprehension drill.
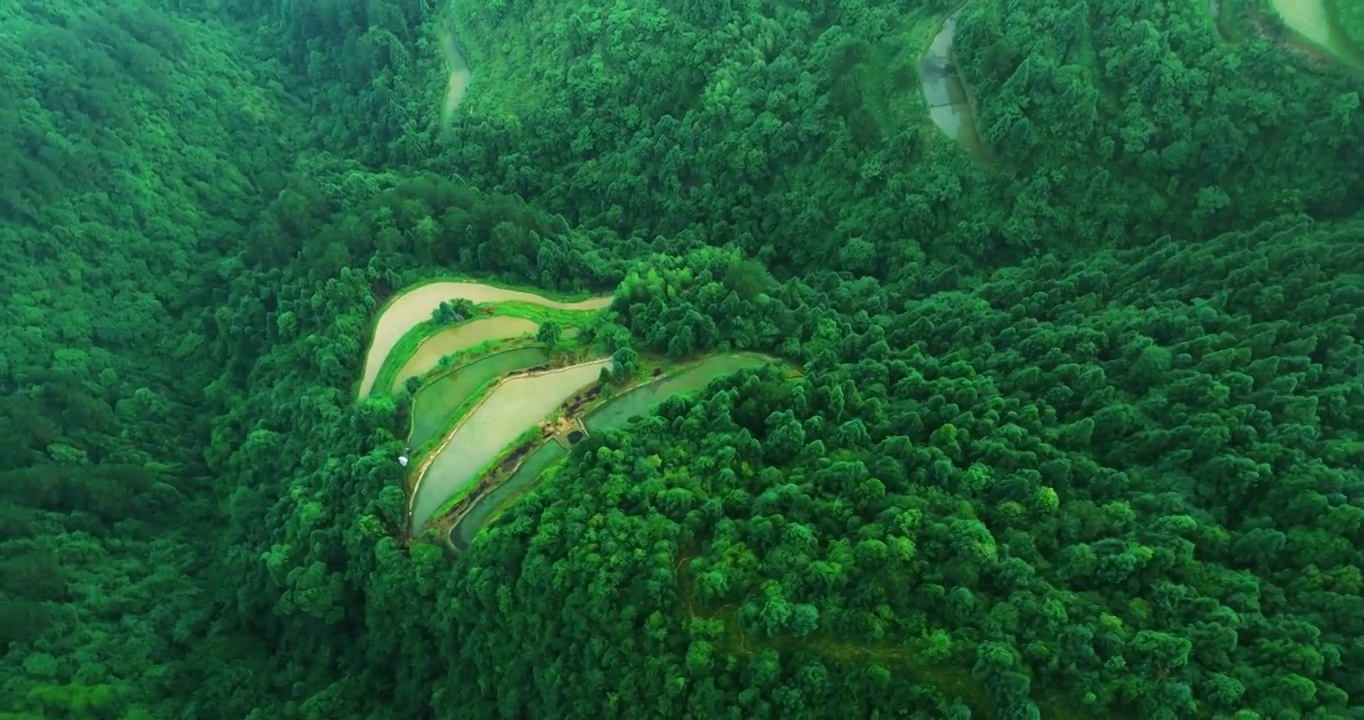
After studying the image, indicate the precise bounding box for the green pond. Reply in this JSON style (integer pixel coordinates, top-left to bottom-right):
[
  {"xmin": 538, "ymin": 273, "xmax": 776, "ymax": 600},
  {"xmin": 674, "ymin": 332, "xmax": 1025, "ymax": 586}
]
[
  {"xmin": 450, "ymin": 353, "xmax": 775, "ymax": 549},
  {"xmin": 408, "ymin": 347, "xmax": 550, "ymax": 448}
]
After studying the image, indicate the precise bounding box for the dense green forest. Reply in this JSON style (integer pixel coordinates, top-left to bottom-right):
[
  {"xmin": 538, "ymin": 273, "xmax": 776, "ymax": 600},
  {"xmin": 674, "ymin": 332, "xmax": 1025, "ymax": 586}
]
[{"xmin": 2, "ymin": 0, "xmax": 1360, "ymax": 717}]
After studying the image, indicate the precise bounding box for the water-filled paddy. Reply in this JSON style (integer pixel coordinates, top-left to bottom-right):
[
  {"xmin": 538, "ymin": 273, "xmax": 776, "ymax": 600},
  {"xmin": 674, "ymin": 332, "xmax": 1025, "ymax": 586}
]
[
  {"xmin": 582, "ymin": 354, "xmax": 772, "ymax": 431},
  {"xmin": 451, "ymin": 441, "xmax": 566, "ymax": 549},
  {"xmin": 391, "ymin": 317, "xmax": 539, "ymax": 393},
  {"xmin": 407, "ymin": 347, "xmax": 551, "ymax": 449},
  {"xmin": 409, "ymin": 358, "xmax": 610, "ymax": 534},
  {"xmin": 357, "ymin": 281, "xmax": 610, "ymax": 397}
]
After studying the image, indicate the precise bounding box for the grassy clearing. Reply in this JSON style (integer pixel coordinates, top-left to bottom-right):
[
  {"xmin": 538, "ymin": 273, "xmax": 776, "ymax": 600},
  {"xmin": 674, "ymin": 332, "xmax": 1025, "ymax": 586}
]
[{"xmin": 491, "ymin": 300, "xmax": 601, "ymax": 325}]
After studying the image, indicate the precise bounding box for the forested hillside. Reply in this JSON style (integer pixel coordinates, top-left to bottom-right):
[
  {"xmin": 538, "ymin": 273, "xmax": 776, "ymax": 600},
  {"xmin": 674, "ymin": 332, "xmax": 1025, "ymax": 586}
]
[
  {"xmin": 477, "ymin": 219, "xmax": 1361, "ymax": 718},
  {"xmin": 0, "ymin": 0, "xmax": 304, "ymax": 715},
  {"xmin": 3, "ymin": 0, "xmax": 1361, "ymax": 718}
]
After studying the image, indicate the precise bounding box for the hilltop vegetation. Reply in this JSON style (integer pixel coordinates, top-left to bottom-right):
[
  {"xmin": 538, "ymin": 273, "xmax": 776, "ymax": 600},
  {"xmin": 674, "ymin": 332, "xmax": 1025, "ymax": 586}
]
[
  {"xmin": 456, "ymin": 220, "xmax": 1364, "ymax": 718},
  {"xmin": 2, "ymin": 0, "xmax": 1361, "ymax": 718},
  {"xmin": 955, "ymin": 0, "xmax": 1362, "ymax": 238}
]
